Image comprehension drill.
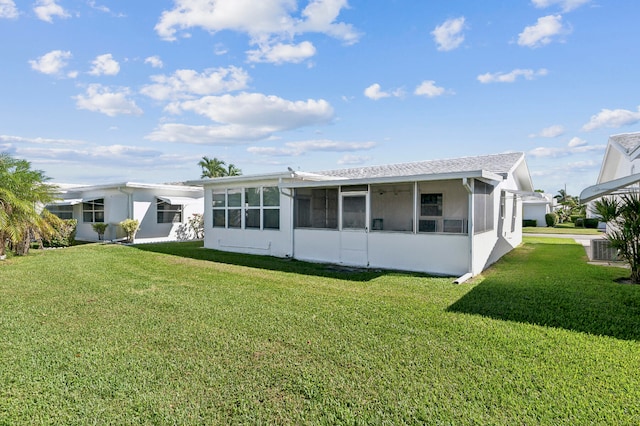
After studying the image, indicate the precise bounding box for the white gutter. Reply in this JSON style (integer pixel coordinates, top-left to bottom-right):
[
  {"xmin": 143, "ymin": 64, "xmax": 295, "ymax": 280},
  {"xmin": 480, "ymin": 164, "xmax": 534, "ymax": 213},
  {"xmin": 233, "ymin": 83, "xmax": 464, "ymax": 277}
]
[
  {"xmin": 462, "ymin": 177, "xmax": 474, "ymax": 278},
  {"xmin": 117, "ymin": 187, "xmax": 134, "ymax": 219},
  {"xmin": 579, "ymin": 173, "xmax": 640, "ymax": 203}
]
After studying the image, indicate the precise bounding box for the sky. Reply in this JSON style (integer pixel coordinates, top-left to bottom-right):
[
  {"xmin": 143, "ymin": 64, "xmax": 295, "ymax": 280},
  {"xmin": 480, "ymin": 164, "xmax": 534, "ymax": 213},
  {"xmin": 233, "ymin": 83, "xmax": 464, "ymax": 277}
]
[{"xmin": 2, "ymin": 0, "xmax": 640, "ymax": 195}]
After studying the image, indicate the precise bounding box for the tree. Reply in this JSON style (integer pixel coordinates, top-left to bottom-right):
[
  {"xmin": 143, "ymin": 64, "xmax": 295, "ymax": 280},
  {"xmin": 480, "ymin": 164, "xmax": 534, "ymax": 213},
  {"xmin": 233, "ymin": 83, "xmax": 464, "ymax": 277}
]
[
  {"xmin": 593, "ymin": 193, "xmax": 640, "ymax": 283},
  {"xmin": 225, "ymin": 163, "xmax": 242, "ymax": 176},
  {"xmin": 0, "ymin": 153, "xmax": 58, "ymax": 258},
  {"xmin": 198, "ymin": 156, "xmax": 227, "ymax": 178}
]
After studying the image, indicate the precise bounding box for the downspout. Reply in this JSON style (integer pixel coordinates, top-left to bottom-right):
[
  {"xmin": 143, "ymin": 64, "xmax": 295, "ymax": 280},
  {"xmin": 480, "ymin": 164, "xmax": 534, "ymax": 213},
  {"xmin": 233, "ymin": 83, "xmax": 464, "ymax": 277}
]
[
  {"xmin": 117, "ymin": 186, "xmax": 134, "ymax": 241},
  {"xmin": 455, "ymin": 178, "xmax": 474, "ymax": 284},
  {"xmin": 279, "ymin": 178, "xmax": 295, "ymax": 259}
]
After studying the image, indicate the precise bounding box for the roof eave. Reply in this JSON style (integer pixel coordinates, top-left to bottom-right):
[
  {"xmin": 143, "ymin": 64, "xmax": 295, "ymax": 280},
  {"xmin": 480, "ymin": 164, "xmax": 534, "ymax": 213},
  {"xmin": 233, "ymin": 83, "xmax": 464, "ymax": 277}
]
[{"xmin": 280, "ymin": 170, "xmax": 504, "ymax": 189}]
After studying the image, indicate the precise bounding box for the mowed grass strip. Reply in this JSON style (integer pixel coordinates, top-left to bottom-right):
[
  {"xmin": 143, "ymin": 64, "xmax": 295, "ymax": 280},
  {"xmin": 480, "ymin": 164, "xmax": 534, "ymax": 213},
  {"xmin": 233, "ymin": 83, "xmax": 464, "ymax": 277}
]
[{"xmin": 1, "ymin": 239, "xmax": 639, "ymax": 424}]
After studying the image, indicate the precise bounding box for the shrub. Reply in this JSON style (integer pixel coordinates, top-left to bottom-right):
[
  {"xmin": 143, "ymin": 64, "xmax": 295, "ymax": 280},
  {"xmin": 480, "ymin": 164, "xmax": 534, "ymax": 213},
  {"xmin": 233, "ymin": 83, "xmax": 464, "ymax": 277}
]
[
  {"xmin": 188, "ymin": 213, "xmax": 204, "ymax": 239},
  {"xmin": 545, "ymin": 213, "xmax": 558, "ymax": 227},
  {"xmin": 92, "ymin": 223, "xmax": 108, "ymax": 240},
  {"xmin": 570, "ymin": 214, "xmax": 584, "ymax": 223},
  {"xmin": 119, "ymin": 219, "xmax": 139, "ymax": 243},
  {"xmin": 523, "ymin": 219, "xmax": 537, "ymax": 227},
  {"xmin": 43, "ymin": 217, "xmax": 77, "ymax": 248},
  {"xmin": 584, "ymin": 218, "xmax": 599, "ymax": 229},
  {"xmin": 574, "ymin": 217, "xmax": 585, "ymax": 228}
]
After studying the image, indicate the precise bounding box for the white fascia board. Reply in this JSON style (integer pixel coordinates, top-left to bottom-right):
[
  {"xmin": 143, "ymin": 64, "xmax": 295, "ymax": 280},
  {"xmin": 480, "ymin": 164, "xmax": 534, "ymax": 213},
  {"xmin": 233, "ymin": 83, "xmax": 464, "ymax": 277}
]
[
  {"xmin": 67, "ymin": 182, "xmax": 202, "ymax": 193},
  {"xmin": 580, "ymin": 173, "xmax": 640, "ymax": 203},
  {"xmin": 187, "ymin": 172, "xmax": 294, "ymax": 187},
  {"xmin": 47, "ymin": 198, "xmax": 83, "ymax": 206},
  {"xmin": 279, "ymin": 170, "xmax": 503, "ymax": 189}
]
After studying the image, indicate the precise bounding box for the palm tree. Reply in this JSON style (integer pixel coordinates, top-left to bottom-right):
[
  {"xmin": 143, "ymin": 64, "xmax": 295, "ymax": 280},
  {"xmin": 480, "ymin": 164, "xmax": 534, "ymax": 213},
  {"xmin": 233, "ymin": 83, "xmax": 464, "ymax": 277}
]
[
  {"xmin": 0, "ymin": 153, "xmax": 58, "ymax": 258},
  {"xmin": 594, "ymin": 193, "xmax": 640, "ymax": 283},
  {"xmin": 225, "ymin": 163, "xmax": 242, "ymax": 177},
  {"xmin": 198, "ymin": 156, "xmax": 227, "ymax": 178}
]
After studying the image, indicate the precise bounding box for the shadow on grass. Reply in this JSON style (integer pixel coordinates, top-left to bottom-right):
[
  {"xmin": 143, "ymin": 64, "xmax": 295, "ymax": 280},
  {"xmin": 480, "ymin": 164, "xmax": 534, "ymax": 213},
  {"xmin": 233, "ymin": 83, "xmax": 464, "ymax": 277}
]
[
  {"xmin": 447, "ymin": 239, "xmax": 640, "ymax": 341},
  {"xmin": 131, "ymin": 240, "xmax": 431, "ymax": 282}
]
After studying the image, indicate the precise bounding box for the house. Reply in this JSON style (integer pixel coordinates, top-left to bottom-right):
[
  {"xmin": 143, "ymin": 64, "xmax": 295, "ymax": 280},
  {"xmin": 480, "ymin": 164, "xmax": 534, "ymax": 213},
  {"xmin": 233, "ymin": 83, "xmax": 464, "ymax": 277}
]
[
  {"xmin": 522, "ymin": 193, "xmax": 554, "ymax": 227},
  {"xmin": 45, "ymin": 182, "xmax": 204, "ymax": 243},
  {"xmin": 190, "ymin": 152, "xmax": 535, "ymax": 279},
  {"xmin": 580, "ymin": 132, "xmax": 640, "ymax": 205}
]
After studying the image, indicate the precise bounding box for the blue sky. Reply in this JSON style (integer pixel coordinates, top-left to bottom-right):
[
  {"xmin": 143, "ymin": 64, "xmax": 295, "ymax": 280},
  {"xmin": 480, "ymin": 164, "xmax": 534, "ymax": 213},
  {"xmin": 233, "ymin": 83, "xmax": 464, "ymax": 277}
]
[{"xmin": 2, "ymin": 0, "xmax": 640, "ymax": 195}]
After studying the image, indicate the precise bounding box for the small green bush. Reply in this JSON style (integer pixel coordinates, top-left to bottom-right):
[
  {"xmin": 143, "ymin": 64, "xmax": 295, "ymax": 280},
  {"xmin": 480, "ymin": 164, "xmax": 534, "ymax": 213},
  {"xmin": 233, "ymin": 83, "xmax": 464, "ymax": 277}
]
[
  {"xmin": 584, "ymin": 218, "xmax": 599, "ymax": 229},
  {"xmin": 120, "ymin": 219, "xmax": 140, "ymax": 243},
  {"xmin": 92, "ymin": 223, "xmax": 108, "ymax": 240},
  {"xmin": 570, "ymin": 214, "xmax": 584, "ymax": 223},
  {"xmin": 545, "ymin": 212, "xmax": 558, "ymax": 227},
  {"xmin": 523, "ymin": 219, "xmax": 537, "ymax": 227}
]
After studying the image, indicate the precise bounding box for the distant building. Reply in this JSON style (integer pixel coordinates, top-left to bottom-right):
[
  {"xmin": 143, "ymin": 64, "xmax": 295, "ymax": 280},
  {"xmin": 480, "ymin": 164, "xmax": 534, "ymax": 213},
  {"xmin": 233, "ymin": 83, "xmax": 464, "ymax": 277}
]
[{"xmin": 46, "ymin": 182, "xmax": 204, "ymax": 243}]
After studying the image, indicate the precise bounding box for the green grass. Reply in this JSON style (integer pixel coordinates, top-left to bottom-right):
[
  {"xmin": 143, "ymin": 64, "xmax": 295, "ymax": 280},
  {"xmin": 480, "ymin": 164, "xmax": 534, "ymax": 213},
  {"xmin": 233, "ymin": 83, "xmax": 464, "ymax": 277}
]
[
  {"xmin": 1, "ymin": 239, "xmax": 639, "ymax": 424},
  {"xmin": 523, "ymin": 223, "xmax": 602, "ymax": 235}
]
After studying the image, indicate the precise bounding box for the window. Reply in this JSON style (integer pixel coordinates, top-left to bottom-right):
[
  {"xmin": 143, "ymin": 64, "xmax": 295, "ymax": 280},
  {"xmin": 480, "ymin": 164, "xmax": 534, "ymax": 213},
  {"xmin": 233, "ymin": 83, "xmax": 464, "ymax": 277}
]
[
  {"xmin": 46, "ymin": 205, "xmax": 74, "ymax": 220},
  {"xmin": 342, "ymin": 195, "xmax": 366, "ymax": 229},
  {"xmin": 245, "ymin": 187, "xmax": 261, "ymax": 229},
  {"xmin": 157, "ymin": 199, "xmax": 182, "ymax": 223},
  {"xmin": 294, "ymin": 188, "xmax": 338, "ymax": 229},
  {"xmin": 421, "ymin": 194, "xmax": 443, "ymax": 216},
  {"xmin": 212, "ymin": 187, "xmax": 280, "ymax": 230},
  {"xmin": 474, "ymin": 180, "xmax": 494, "ymax": 234},
  {"xmin": 82, "ymin": 199, "xmax": 104, "ymax": 223},
  {"xmin": 263, "ymin": 187, "xmax": 280, "ymax": 229},
  {"xmin": 228, "ymin": 189, "xmax": 242, "ymax": 228},
  {"xmin": 212, "ymin": 190, "xmax": 226, "ymax": 228},
  {"xmin": 370, "ymin": 183, "xmax": 413, "ymax": 232}
]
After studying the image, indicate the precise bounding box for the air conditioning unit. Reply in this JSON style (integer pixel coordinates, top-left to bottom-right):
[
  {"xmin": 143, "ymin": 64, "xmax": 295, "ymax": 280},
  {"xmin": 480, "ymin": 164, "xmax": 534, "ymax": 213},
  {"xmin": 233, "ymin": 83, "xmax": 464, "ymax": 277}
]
[{"xmin": 591, "ymin": 239, "xmax": 619, "ymax": 261}]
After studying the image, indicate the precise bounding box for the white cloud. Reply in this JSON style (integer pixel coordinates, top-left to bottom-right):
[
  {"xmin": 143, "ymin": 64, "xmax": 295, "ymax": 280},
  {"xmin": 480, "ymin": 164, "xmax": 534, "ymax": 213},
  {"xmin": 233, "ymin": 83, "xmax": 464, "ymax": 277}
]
[
  {"xmin": 531, "ymin": 0, "xmax": 590, "ymax": 12},
  {"xmin": 248, "ymin": 140, "xmax": 377, "ymax": 156},
  {"xmin": 582, "ymin": 106, "xmax": 640, "ymax": 131},
  {"xmin": 247, "ymin": 41, "xmax": 316, "ymax": 64},
  {"xmin": 528, "ymin": 138, "xmax": 605, "ymax": 158},
  {"xmin": 414, "ymin": 80, "xmax": 447, "ymax": 98},
  {"xmin": 154, "ymin": 0, "xmax": 359, "ymax": 64},
  {"xmin": 29, "ymin": 50, "xmax": 74, "ymax": 76},
  {"xmin": 144, "ymin": 56, "xmax": 164, "ymax": 68},
  {"xmin": 147, "ymin": 92, "xmax": 334, "ymax": 144},
  {"xmin": 518, "ymin": 15, "xmax": 567, "ymax": 48},
  {"xmin": 141, "ymin": 66, "xmax": 250, "ymax": 101},
  {"xmin": 431, "ymin": 17, "xmax": 466, "ymax": 51},
  {"xmin": 0, "ymin": 134, "xmax": 85, "ymax": 146},
  {"xmin": 33, "ymin": 0, "xmax": 70, "ymax": 23},
  {"xmin": 364, "ymin": 83, "xmax": 403, "ymax": 100},
  {"xmin": 0, "ymin": 0, "xmax": 18, "ymax": 19},
  {"xmin": 477, "ymin": 68, "xmax": 548, "ymax": 83},
  {"xmin": 146, "ymin": 123, "xmax": 273, "ymax": 144},
  {"xmin": 529, "ymin": 124, "xmax": 565, "ymax": 138},
  {"xmin": 74, "ymin": 84, "xmax": 143, "ymax": 117},
  {"xmin": 89, "ymin": 53, "xmax": 120, "ymax": 76},
  {"xmin": 338, "ymin": 154, "xmax": 371, "ymax": 165},
  {"xmin": 567, "ymin": 137, "xmax": 586, "ymax": 147},
  {"xmin": 170, "ymin": 92, "xmax": 333, "ymax": 127}
]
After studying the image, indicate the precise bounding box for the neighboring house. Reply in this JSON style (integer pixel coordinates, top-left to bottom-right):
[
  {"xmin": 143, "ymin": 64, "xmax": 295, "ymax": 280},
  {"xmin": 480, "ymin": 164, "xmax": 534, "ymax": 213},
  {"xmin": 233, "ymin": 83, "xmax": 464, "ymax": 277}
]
[
  {"xmin": 580, "ymin": 132, "xmax": 640, "ymax": 231},
  {"xmin": 46, "ymin": 182, "xmax": 204, "ymax": 243},
  {"xmin": 189, "ymin": 152, "xmax": 535, "ymax": 279},
  {"xmin": 522, "ymin": 193, "xmax": 554, "ymax": 227}
]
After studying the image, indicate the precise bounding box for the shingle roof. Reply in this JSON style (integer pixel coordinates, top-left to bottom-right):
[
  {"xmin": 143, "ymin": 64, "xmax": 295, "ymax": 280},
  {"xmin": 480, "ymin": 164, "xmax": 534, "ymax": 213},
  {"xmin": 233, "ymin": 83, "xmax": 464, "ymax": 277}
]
[
  {"xmin": 610, "ymin": 132, "xmax": 640, "ymax": 154},
  {"xmin": 313, "ymin": 152, "xmax": 524, "ymax": 180}
]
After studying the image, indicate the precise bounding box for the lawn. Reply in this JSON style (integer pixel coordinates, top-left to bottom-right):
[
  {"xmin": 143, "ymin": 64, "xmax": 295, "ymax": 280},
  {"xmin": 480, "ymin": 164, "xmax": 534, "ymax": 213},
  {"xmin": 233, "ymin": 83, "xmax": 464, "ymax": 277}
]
[
  {"xmin": 523, "ymin": 222, "xmax": 602, "ymax": 235},
  {"xmin": 1, "ymin": 238, "xmax": 639, "ymax": 424}
]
